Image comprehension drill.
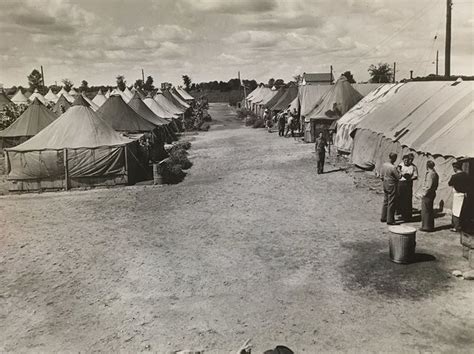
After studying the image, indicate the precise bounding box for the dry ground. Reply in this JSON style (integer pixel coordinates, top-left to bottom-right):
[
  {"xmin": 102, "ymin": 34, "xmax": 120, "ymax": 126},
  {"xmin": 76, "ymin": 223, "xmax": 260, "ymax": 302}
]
[{"xmin": 1, "ymin": 104, "xmax": 473, "ymax": 352}]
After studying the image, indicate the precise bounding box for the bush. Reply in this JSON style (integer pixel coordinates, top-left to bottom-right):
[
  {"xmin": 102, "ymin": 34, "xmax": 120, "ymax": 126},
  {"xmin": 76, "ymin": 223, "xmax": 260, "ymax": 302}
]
[
  {"xmin": 237, "ymin": 108, "xmax": 254, "ymax": 120},
  {"xmin": 158, "ymin": 159, "xmax": 186, "ymax": 184},
  {"xmin": 173, "ymin": 141, "xmax": 192, "ymax": 151},
  {"xmin": 169, "ymin": 147, "xmax": 193, "ymax": 170},
  {"xmin": 252, "ymin": 118, "xmax": 265, "ymax": 128},
  {"xmin": 245, "ymin": 115, "xmax": 257, "ymax": 126}
]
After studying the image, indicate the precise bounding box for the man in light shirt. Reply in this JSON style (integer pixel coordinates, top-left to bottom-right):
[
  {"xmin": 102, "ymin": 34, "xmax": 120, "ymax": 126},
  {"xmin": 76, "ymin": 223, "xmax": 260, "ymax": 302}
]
[
  {"xmin": 417, "ymin": 160, "xmax": 439, "ymax": 232},
  {"xmin": 381, "ymin": 153, "xmax": 402, "ymax": 225}
]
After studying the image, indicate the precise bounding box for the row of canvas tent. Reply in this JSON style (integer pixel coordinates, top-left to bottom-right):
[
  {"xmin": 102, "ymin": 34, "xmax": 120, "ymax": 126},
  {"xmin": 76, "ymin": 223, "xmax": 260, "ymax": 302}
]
[{"xmin": 1, "ymin": 87, "xmax": 195, "ymax": 192}]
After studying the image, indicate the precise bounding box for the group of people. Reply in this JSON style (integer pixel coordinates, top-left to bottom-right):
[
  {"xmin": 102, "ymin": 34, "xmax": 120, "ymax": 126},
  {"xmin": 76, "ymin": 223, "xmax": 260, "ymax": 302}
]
[
  {"xmin": 263, "ymin": 108, "xmax": 300, "ymax": 138},
  {"xmin": 381, "ymin": 153, "xmax": 471, "ymax": 232}
]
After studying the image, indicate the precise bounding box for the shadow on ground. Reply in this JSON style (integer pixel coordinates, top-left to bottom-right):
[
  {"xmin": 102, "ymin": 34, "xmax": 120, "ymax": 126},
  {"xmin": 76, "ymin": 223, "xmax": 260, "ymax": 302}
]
[{"xmin": 340, "ymin": 240, "xmax": 453, "ymax": 300}]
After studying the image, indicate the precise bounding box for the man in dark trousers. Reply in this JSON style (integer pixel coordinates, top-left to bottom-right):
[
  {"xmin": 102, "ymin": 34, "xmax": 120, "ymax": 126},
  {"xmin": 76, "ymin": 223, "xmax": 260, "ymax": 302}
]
[
  {"xmin": 315, "ymin": 132, "xmax": 327, "ymax": 174},
  {"xmin": 417, "ymin": 160, "xmax": 439, "ymax": 232},
  {"xmin": 448, "ymin": 161, "xmax": 470, "ymax": 232},
  {"xmin": 278, "ymin": 113, "xmax": 286, "ymax": 137},
  {"xmin": 381, "ymin": 152, "xmax": 401, "ymax": 225},
  {"xmin": 397, "ymin": 154, "xmax": 418, "ymax": 221}
]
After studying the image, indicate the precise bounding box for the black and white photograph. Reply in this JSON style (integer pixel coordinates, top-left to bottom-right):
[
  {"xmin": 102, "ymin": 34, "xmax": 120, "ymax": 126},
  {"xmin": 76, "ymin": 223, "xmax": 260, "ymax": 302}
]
[{"xmin": 0, "ymin": 0, "xmax": 473, "ymax": 352}]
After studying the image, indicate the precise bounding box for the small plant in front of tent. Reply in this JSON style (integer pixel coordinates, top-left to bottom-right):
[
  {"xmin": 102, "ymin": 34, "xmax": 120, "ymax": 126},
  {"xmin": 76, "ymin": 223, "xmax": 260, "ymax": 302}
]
[{"xmin": 0, "ymin": 104, "xmax": 28, "ymax": 130}]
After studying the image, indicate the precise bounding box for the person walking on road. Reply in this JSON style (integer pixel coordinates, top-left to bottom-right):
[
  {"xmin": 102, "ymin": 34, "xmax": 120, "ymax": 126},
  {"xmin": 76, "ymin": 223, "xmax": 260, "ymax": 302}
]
[
  {"xmin": 397, "ymin": 154, "xmax": 418, "ymax": 221},
  {"xmin": 381, "ymin": 152, "xmax": 401, "ymax": 225},
  {"xmin": 315, "ymin": 132, "xmax": 327, "ymax": 174},
  {"xmin": 448, "ymin": 161, "xmax": 470, "ymax": 232},
  {"xmin": 417, "ymin": 160, "xmax": 439, "ymax": 232}
]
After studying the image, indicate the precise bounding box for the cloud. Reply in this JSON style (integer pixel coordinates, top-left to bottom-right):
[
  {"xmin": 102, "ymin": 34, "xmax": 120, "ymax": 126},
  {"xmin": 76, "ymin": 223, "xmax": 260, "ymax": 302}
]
[{"xmin": 179, "ymin": 0, "xmax": 276, "ymax": 14}]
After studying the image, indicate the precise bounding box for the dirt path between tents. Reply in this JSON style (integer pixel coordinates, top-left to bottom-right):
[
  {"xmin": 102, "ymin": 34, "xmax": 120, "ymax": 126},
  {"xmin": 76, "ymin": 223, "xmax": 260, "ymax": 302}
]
[{"xmin": 1, "ymin": 103, "xmax": 473, "ymax": 352}]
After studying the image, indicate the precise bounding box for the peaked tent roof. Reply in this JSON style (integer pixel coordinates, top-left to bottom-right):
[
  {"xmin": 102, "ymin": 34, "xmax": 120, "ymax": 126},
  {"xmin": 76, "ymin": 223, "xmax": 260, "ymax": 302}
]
[
  {"xmin": 176, "ymin": 87, "xmax": 194, "ymax": 101},
  {"xmin": 264, "ymin": 88, "xmax": 286, "ymax": 109},
  {"xmin": 105, "ymin": 89, "xmax": 111, "ymax": 98},
  {"xmin": 92, "ymin": 89, "xmax": 107, "ymax": 107},
  {"xmin": 0, "ymin": 98, "xmax": 58, "ymax": 138},
  {"xmin": 110, "ymin": 88, "xmax": 131, "ymax": 103},
  {"xmin": 123, "ymin": 87, "xmax": 133, "ymax": 100},
  {"xmin": 170, "ymin": 88, "xmax": 190, "ymax": 109},
  {"xmin": 58, "ymin": 87, "xmax": 75, "ymax": 103},
  {"xmin": 11, "ymin": 89, "xmax": 29, "ymax": 105},
  {"xmin": 143, "ymin": 96, "xmax": 175, "ymax": 119},
  {"xmin": 298, "ymin": 85, "xmax": 332, "ymax": 117},
  {"xmin": 155, "ymin": 91, "xmax": 183, "ymax": 115},
  {"xmin": 69, "ymin": 88, "xmax": 80, "ymax": 96},
  {"xmin": 97, "ymin": 95, "xmax": 156, "ymax": 132},
  {"xmin": 305, "ymin": 77, "xmax": 363, "ymax": 122},
  {"xmin": 254, "ymin": 87, "xmax": 278, "ymax": 105},
  {"xmin": 271, "ymin": 86, "xmax": 299, "ymax": 111},
  {"xmin": 128, "ymin": 92, "xmax": 170, "ymax": 126},
  {"xmin": 355, "ymin": 80, "xmax": 474, "ymax": 158},
  {"xmin": 44, "ymin": 88, "xmax": 59, "ymax": 103},
  {"xmin": 28, "ymin": 89, "xmax": 49, "ymax": 106},
  {"xmin": 162, "ymin": 89, "xmax": 188, "ymax": 111},
  {"xmin": 81, "ymin": 93, "xmax": 99, "ymax": 111},
  {"xmin": 334, "ymin": 84, "xmax": 399, "ymax": 153},
  {"xmin": 52, "ymin": 94, "xmax": 72, "ymax": 115},
  {"xmin": 9, "ymin": 95, "xmax": 132, "ymax": 151}
]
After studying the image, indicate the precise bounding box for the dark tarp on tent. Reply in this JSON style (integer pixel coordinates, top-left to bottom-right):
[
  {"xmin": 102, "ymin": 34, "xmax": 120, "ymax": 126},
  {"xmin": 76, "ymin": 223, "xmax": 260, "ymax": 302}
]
[
  {"xmin": 0, "ymin": 98, "xmax": 57, "ymax": 149},
  {"xmin": 5, "ymin": 95, "xmax": 145, "ymax": 192},
  {"xmin": 271, "ymin": 86, "xmax": 298, "ymax": 112},
  {"xmin": 97, "ymin": 95, "xmax": 156, "ymax": 133},
  {"xmin": 52, "ymin": 94, "xmax": 72, "ymax": 116}
]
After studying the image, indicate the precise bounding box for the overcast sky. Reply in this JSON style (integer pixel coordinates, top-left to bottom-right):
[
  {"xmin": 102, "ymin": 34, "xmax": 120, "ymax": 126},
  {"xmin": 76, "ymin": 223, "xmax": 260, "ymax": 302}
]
[{"xmin": 0, "ymin": 0, "xmax": 472, "ymax": 88}]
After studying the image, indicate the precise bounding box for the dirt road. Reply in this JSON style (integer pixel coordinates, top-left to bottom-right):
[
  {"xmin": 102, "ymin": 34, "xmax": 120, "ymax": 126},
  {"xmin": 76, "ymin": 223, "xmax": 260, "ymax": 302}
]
[{"xmin": 1, "ymin": 103, "xmax": 473, "ymax": 352}]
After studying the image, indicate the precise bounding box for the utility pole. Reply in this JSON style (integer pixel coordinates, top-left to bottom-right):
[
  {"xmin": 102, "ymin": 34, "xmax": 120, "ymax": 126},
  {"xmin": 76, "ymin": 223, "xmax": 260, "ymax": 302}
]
[
  {"xmin": 141, "ymin": 69, "xmax": 145, "ymax": 82},
  {"xmin": 393, "ymin": 62, "xmax": 396, "ymax": 83},
  {"xmin": 436, "ymin": 50, "xmax": 439, "ymax": 76},
  {"xmin": 445, "ymin": 0, "xmax": 452, "ymax": 77},
  {"xmin": 40, "ymin": 65, "xmax": 45, "ymax": 88},
  {"xmin": 330, "ymin": 65, "xmax": 333, "ymax": 83}
]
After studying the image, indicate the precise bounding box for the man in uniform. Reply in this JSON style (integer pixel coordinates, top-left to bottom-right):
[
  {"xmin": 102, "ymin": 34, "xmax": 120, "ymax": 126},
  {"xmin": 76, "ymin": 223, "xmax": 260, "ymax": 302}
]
[
  {"xmin": 278, "ymin": 113, "xmax": 286, "ymax": 137},
  {"xmin": 381, "ymin": 152, "xmax": 401, "ymax": 225},
  {"xmin": 315, "ymin": 132, "xmax": 327, "ymax": 174}
]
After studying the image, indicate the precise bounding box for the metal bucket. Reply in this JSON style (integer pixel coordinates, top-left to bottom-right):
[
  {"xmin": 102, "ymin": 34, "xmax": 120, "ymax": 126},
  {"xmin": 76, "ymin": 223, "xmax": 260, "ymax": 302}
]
[
  {"xmin": 388, "ymin": 225, "xmax": 416, "ymax": 264},
  {"xmin": 152, "ymin": 163, "xmax": 163, "ymax": 185}
]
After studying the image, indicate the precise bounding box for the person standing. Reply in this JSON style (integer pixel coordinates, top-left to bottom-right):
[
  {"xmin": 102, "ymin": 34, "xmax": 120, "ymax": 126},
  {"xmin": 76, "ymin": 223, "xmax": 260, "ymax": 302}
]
[
  {"xmin": 417, "ymin": 160, "xmax": 439, "ymax": 232},
  {"xmin": 448, "ymin": 161, "xmax": 470, "ymax": 232},
  {"xmin": 278, "ymin": 113, "xmax": 286, "ymax": 137},
  {"xmin": 381, "ymin": 153, "xmax": 401, "ymax": 225},
  {"xmin": 285, "ymin": 114, "xmax": 294, "ymax": 137},
  {"xmin": 315, "ymin": 132, "xmax": 327, "ymax": 174},
  {"xmin": 263, "ymin": 109, "xmax": 272, "ymax": 133},
  {"xmin": 397, "ymin": 154, "xmax": 418, "ymax": 221}
]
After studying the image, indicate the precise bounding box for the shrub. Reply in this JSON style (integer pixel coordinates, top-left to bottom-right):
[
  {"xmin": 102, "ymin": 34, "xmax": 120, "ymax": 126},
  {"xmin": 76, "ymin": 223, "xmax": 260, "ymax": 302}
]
[
  {"xmin": 169, "ymin": 147, "xmax": 193, "ymax": 170},
  {"xmin": 245, "ymin": 115, "xmax": 257, "ymax": 126},
  {"xmin": 252, "ymin": 118, "xmax": 265, "ymax": 128},
  {"xmin": 173, "ymin": 141, "xmax": 192, "ymax": 151}
]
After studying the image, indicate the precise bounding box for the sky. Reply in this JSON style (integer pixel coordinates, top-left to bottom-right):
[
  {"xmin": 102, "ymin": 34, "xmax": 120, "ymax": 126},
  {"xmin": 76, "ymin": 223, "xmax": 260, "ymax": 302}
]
[{"xmin": 0, "ymin": 0, "xmax": 473, "ymax": 88}]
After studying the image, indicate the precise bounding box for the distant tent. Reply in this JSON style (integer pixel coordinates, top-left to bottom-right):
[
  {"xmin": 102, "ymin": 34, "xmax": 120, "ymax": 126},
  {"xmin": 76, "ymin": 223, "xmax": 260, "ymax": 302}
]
[
  {"xmin": 0, "ymin": 98, "xmax": 57, "ymax": 149},
  {"xmin": 176, "ymin": 87, "xmax": 195, "ymax": 101},
  {"xmin": 128, "ymin": 92, "xmax": 170, "ymax": 126},
  {"xmin": 263, "ymin": 87, "xmax": 286, "ymax": 110},
  {"xmin": 162, "ymin": 89, "xmax": 188, "ymax": 112},
  {"xmin": 97, "ymin": 94, "xmax": 156, "ymax": 133},
  {"xmin": 298, "ymin": 85, "xmax": 332, "ymax": 117},
  {"xmin": 170, "ymin": 88, "xmax": 190, "ymax": 109},
  {"xmin": 52, "ymin": 94, "xmax": 72, "ymax": 116},
  {"xmin": 5, "ymin": 95, "xmax": 143, "ymax": 192},
  {"xmin": 92, "ymin": 89, "xmax": 107, "ymax": 107},
  {"xmin": 81, "ymin": 93, "xmax": 99, "ymax": 111},
  {"xmin": 271, "ymin": 86, "xmax": 299, "ymax": 112},
  {"xmin": 110, "ymin": 88, "xmax": 131, "ymax": 103},
  {"xmin": 104, "ymin": 88, "xmax": 111, "ymax": 98},
  {"xmin": 123, "ymin": 87, "xmax": 133, "ymax": 100},
  {"xmin": 28, "ymin": 89, "xmax": 49, "ymax": 106},
  {"xmin": 11, "ymin": 89, "xmax": 29, "ymax": 105},
  {"xmin": 69, "ymin": 88, "xmax": 80, "ymax": 96},
  {"xmin": 143, "ymin": 94, "xmax": 176, "ymax": 119},
  {"xmin": 44, "ymin": 88, "xmax": 59, "ymax": 103},
  {"xmin": 154, "ymin": 91, "xmax": 183, "ymax": 116},
  {"xmin": 58, "ymin": 87, "xmax": 75, "ymax": 103}
]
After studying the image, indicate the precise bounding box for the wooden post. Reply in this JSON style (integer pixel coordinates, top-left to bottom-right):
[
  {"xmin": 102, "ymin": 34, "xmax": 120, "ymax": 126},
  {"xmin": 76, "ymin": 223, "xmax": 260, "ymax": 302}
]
[
  {"xmin": 436, "ymin": 50, "xmax": 439, "ymax": 76},
  {"xmin": 445, "ymin": 0, "xmax": 452, "ymax": 77},
  {"xmin": 63, "ymin": 148, "xmax": 69, "ymax": 190},
  {"xmin": 393, "ymin": 62, "xmax": 396, "ymax": 83},
  {"xmin": 124, "ymin": 145, "xmax": 129, "ymax": 183}
]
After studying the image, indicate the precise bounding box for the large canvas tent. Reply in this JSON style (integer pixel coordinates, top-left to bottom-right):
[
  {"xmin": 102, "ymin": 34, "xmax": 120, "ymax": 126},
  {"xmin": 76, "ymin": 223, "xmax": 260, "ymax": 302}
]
[
  {"xmin": 170, "ymin": 88, "xmax": 191, "ymax": 109},
  {"xmin": 44, "ymin": 89, "xmax": 59, "ymax": 103},
  {"xmin": 263, "ymin": 87, "xmax": 286, "ymax": 110},
  {"xmin": 304, "ymin": 77, "xmax": 363, "ymax": 142},
  {"xmin": 271, "ymin": 86, "xmax": 299, "ymax": 112},
  {"xmin": 350, "ymin": 80, "xmax": 474, "ymax": 209},
  {"xmin": 52, "ymin": 94, "xmax": 72, "ymax": 116},
  {"xmin": 27, "ymin": 89, "xmax": 48, "ymax": 106},
  {"xmin": 58, "ymin": 87, "xmax": 75, "ymax": 103},
  {"xmin": 143, "ymin": 95, "xmax": 176, "ymax": 119},
  {"xmin": 11, "ymin": 89, "xmax": 29, "ymax": 105},
  {"xmin": 154, "ymin": 91, "xmax": 183, "ymax": 116},
  {"xmin": 176, "ymin": 87, "xmax": 195, "ymax": 101},
  {"xmin": 298, "ymin": 85, "xmax": 331, "ymax": 118},
  {"xmin": 162, "ymin": 89, "xmax": 188, "ymax": 112},
  {"xmin": 5, "ymin": 96, "xmax": 143, "ymax": 192},
  {"xmin": 0, "ymin": 98, "xmax": 58, "ymax": 149},
  {"xmin": 97, "ymin": 95, "xmax": 156, "ymax": 133},
  {"xmin": 81, "ymin": 93, "xmax": 99, "ymax": 111}
]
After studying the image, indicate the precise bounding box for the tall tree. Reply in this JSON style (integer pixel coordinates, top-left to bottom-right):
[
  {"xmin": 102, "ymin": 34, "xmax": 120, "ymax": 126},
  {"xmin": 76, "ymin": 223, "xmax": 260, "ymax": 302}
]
[
  {"xmin": 274, "ymin": 79, "xmax": 285, "ymax": 87},
  {"xmin": 268, "ymin": 78, "xmax": 275, "ymax": 87},
  {"xmin": 134, "ymin": 79, "xmax": 144, "ymax": 90},
  {"xmin": 342, "ymin": 71, "xmax": 356, "ymax": 83},
  {"xmin": 116, "ymin": 75, "xmax": 126, "ymax": 91},
  {"xmin": 368, "ymin": 63, "xmax": 392, "ymax": 83},
  {"xmin": 182, "ymin": 75, "xmax": 192, "ymax": 90},
  {"xmin": 143, "ymin": 76, "xmax": 154, "ymax": 91},
  {"xmin": 61, "ymin": 78, "xmax": 74, "ymax": 91},
  {"xmin": 80, "ymin": 80, "xmax": 89, "ymax": 92},
  {"xmin": 28, "ymin": 69, "xmax": 43, "ymax": 91}
]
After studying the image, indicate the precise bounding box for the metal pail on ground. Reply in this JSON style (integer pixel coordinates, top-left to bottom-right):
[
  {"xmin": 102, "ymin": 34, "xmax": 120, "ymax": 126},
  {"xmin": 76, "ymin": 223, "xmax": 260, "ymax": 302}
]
[
  {"xmin": 152, "ymin": 163, "xmax": 163, "ymax": 185},
  {"xmin": 388, "ymin": 225, "xmax": 417, "ymax": 264}
]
